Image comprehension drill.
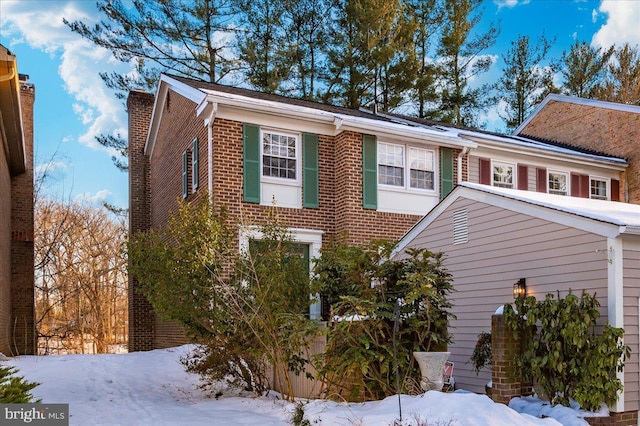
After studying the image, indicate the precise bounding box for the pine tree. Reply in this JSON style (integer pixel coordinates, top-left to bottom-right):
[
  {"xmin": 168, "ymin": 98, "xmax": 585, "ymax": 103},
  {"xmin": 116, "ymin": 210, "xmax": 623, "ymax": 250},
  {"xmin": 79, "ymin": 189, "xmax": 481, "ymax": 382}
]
[
  {"xmin": 64, "ymin": 0, "xmax": 237, "ymax": 170},
  {"xmin": 495, "ymin": 34, "xmax": 558, "ymax": 130},
  {"xmin": 596, "ymin": 43, "xmax": 640, "ymax": 105},
  {"xmin": 432, "ymin": 0, "xmax": 499, "ymax": 126},
  {"xmin": 407, "ymin": 0, "xmax": 445, "ymax": 118},
  {"xmin": 561, "ymin": 40, "xmax": 614, "ymax": 98},
  {"xmin": 0, "ymin": 365, "xmax": 40, "ymax": 403},
  {"xmin": 280, "ymin": 0, "xmax": 336, "ymax": 100},
  {"xmin": 236, "ymin": 0, "xmax": 289, "ymax": 93},
  {"xmin": 324, "ymin": 0, "xmax": 417, "ymax": 110}
]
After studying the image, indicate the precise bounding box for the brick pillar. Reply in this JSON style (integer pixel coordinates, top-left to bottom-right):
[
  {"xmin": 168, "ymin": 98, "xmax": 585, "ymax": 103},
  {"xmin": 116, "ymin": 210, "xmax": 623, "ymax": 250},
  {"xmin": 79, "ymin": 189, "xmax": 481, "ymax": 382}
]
[
  {"xmin": 10, "ymin": 80, "xmax": 35, "ymax": 355},
  {"xmin": 127, "ymin": 90, "xmax": 155, "ymax": 351},
  {"xmin": 491, "ymin": 313, "xmax": 523, "ymax": 404}
]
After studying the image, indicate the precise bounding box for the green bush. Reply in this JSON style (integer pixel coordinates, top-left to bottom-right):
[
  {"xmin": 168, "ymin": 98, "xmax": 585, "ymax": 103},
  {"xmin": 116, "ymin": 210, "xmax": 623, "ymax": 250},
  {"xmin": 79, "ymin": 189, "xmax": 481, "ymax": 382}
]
[
  {"xmin": 312, "ymin": 241, "xmax": 455, "ymax": 401},
  {"xmin": 504, "ymin": 292, "xmax": 629, "ymax": 410},
  {"xmin": 129, "ymin": 198, "xmax": 319, "ymax": 401},
  {"xmin": 0, "ymin": 365, "xmax": 40, "ymax": 403},
  {"xmin": 470, "ymin": 331, "xmax": 492, "ymax": 375}
]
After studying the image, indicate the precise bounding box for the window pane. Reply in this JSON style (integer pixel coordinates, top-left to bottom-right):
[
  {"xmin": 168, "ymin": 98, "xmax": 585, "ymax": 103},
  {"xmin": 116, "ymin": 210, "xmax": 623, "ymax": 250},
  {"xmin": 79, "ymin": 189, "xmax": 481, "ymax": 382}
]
[
  {"xmin": 493, "ymin": 164, "xmax": 513, "ymax": 188},
  {"xmin": 379, "ymin": 165, "xmax": 404, "ymax": 186},
  {"xmin": 590, "ymin": 179, "xmax": 607, "ymax": 200},
  {"xmin": 262, "ymin": 132, "xmax": 297, "ymax": 179},
  {"xmin": 378, "ymin": 143, "xmax": 404, "ymax": 186},
  {"xmin": 548, "ymin": 173, "xmax": 567, "ymax": 195},
  {"xmin": 410, "ymin": 169, "xmax": 434, "ymax": 189}
]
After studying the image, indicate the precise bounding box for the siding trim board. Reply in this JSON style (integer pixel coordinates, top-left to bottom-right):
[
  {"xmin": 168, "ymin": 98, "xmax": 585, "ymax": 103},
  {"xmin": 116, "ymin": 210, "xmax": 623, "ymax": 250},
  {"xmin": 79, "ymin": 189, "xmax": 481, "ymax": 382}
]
[{"xmin": 608, "ymin": 236, "xmax": 625, "ymax": 413}]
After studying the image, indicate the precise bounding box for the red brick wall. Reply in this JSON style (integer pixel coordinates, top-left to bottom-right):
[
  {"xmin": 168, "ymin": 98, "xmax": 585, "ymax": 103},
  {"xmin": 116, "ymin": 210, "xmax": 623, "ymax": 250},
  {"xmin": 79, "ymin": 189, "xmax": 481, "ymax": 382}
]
[
  {"xmin": 127, "ymin": 90, "xmax": 156, "ymax": 352},
  {"xmin": 9, "ymin": 81, "xmax": 35, "ymax": 355},
  {"xmin": 0, "ymin": 106, "xmax": 11, "ymax": 355},
  {"xmin": 519, "ymin": 101, "xmax": 638, "ymax": 203},
  {"xmin": 132, "ymin": 89, "xmax": 450, "ymax": 349}
]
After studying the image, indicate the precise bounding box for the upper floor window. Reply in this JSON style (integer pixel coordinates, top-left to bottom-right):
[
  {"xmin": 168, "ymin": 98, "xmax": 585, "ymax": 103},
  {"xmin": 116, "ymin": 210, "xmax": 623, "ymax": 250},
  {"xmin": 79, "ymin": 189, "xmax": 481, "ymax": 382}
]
[
  {"xmin": 492, "ymin": 162, "xmax": 514, "ymax": 188},
  {"xmin": 590, "ymin": 177, "xmax": 608, "ymax": 200},
  {"xmin": 378, "ymin": 142, "xmax": 435, "ymax": 191},
  {"xmin": 262, "ymin": 130, "xmax": 299, "ymax": 181},
  {"xmin": 548, "ymin": 171, "xmax": 568, "ymax": 195}
]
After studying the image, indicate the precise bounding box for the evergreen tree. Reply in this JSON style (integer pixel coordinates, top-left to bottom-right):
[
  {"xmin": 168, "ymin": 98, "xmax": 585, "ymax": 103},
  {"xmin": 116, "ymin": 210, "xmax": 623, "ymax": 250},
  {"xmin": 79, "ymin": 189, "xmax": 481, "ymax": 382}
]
[
  {"xmin": 560, "ymin": 40, "xmax": 614, "ymax": 98},
  {"xmin": 495, "ymin": 34, "xmax": 558, "ymax": 130},
  {"xmin": 236, "ymin": 0, "xmax": 289, "ymax": 93},
  {"xmin": 432, "ymin": 0, "xmax": 499, "ymax": 126},
  {"xmin": 0, "ymin": 365, "xmax": 40, "ymax": 403},
  {"xmin": 596, "ymin": 43, "xmax": 640, "ymax": 105},
  {"xmin": 280, "ymin": 0, "xmax": 336, "ymax": 100},
  {"xmin": 324, "ymin": 0, "xmax": 417, "ymax": 110},
  {"xmin": 407, "ymin": 0, "xmax": 445, "ymax": 118},
  {"xmin": 65, "ymin": 0, "xmax": 237, "ymax": 170}
]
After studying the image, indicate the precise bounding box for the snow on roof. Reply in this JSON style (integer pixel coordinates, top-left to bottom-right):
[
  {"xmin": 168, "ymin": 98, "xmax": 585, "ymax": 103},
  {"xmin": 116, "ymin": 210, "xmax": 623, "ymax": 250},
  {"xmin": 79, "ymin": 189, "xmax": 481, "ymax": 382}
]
[{"xmin": 461, "ymin": 182, "xmax": 640, "ymax": 228}]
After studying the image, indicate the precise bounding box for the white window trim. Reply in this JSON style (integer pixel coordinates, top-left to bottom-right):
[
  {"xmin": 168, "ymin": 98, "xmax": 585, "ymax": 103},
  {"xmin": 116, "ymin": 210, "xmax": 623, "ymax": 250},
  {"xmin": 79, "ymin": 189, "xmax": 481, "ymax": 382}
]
[
  {"xmin": 491, "ymin": 160, "xmax": 516, "ymax": 189},
  {"xmin": 260, "ymin": 127, "xmax": 302, "ymax": 187},
  {"xmin": 589, "ymin": 176, "xmax": 610, "ymax": 200},
  {"xmin": 378, "ymin": 141, "xmax": 437, "ymax": 194},
  {"xmin": 191, "ymin": 138, "xmax": 199, "ymax": 191},
  {"xmin": 238, "ymin": 226, "xmax": 324, "ymax": 320},
  {"xmin": 547, "ymin": 170, "xmax": 570, "ymax": 196}
]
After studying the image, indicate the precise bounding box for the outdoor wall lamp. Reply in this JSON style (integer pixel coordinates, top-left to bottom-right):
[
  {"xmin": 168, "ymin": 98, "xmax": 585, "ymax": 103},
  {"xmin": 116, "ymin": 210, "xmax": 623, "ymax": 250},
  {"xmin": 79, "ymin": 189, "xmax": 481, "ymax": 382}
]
[{"xmin": 513, "ymin": 278, "xmax": 527, "ymax": 299}]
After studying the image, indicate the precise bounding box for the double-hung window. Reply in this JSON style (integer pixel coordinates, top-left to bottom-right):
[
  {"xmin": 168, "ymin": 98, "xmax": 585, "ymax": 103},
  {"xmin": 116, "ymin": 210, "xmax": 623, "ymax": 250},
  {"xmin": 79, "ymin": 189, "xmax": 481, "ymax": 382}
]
[
  {"xmin": 492, "ymin": 162, "xmax": 514, "ymax": 188},
  {"xmin": 262, "ymin": 130, "xmax": 299, "ymax": 182},
  {"xmin": 548, "ymin": 171, "xmax": 568, "ymax": 195},
  {"xmin": 590, "ymin": 177, "xmax": 608, "ymax": 200},
  {"xmin": 378, "ymin": 142, "xmax": 435, "ymax": 191}
]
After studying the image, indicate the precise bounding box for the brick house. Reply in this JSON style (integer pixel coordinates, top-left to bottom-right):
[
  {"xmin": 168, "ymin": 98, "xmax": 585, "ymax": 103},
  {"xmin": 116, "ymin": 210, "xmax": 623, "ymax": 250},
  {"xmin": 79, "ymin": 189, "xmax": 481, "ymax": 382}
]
[
  {"xmin": 0, "ymin": 44, "xmax": 35, "ymax": 356},
  {"xmin": 515, "ymin": 94, "xmax": 640, "ymax": 204},
  {"xmin": 128, "ymin": 74, "xmax": 628, "ymax": 354}
]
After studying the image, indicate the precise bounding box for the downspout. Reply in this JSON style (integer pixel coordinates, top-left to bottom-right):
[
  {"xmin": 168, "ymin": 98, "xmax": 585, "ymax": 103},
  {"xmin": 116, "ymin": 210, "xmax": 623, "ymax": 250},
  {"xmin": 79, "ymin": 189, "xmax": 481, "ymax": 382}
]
[
  {"xmin": 206, "ymin": 103, "xmax": 218, "ymax": 204},
  {"xmin": 457, "ymin": 146, "xmax": 470, "ymax": 184}
]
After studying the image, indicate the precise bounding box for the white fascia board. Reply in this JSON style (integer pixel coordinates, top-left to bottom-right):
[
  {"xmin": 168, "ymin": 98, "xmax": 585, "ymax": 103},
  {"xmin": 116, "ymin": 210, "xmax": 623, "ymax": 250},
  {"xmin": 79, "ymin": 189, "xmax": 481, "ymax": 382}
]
[
  {"xmin": 462, "ymin": 131, "xmax": 627, "ymax": 170},
  {"xmin": 200, "ymin": 90, "xmax": 336, "ymax": 125},
  {"xmin": 199, "ymin": 89, "xmax": 476, "ymax": 150},
  {"xmin": 334, "ymin": 113, "xmax": 476, "ymax": 149},
  {"xmin": 144, "ymin": 75, "xmax": 207, "ymax": 157}
]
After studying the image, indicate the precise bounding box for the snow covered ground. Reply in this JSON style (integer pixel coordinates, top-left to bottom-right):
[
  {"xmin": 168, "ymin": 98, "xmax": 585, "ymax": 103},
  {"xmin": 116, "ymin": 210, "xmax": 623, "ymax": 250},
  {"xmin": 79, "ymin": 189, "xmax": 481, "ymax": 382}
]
[{"xmin": 3, "ymin": 345, "xmax": 598, "ymax": 425}]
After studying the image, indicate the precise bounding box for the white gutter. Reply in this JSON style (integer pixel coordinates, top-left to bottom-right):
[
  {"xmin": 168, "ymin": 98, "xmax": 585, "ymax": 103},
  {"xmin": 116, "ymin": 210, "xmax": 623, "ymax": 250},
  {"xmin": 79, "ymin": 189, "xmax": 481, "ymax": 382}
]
[{"xmin": 198, "ymin": 90, "xmax": 476, "ymax": 149}]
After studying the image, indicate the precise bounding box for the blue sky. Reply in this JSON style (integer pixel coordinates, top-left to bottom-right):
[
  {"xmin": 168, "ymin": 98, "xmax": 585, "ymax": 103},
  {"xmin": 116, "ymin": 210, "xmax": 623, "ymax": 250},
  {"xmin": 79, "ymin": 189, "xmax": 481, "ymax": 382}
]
[{"xmin": 1, "ymin": 0, "xmax": 639, "ymax": 212}]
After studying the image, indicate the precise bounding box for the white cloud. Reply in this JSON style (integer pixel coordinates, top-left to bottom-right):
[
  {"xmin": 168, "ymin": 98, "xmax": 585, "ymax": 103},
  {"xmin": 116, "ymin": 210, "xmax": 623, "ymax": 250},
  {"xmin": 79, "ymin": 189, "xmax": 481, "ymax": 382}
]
[
  {"xmin": 0, "ymin": 1, "xmax": 130, "ymax": 156},
  {"xmin": 35, "ymin": 160, "xmax": 69, "ymax": 176},
  {"xmin": 74, "ymin": 189, "xmax": 112, "ymax": 205},
  {"xmin": 592, "ymin": 0, "xmax": 640, "ymax": 48},
  {"xmin": 591, "ymin": 8, "xmax": 598, "ymax": 23},
  {"xmin": 494, "ymin": 0, "xmax": 530, "ymax": 10}
]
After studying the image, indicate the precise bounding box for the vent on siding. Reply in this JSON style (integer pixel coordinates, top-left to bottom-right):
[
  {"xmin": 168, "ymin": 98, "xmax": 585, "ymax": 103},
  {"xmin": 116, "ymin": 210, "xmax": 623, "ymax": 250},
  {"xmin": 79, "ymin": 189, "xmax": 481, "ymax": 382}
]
[{"xmin": 453, "ymin": 208, "xmax": 468, "ymax": 245}]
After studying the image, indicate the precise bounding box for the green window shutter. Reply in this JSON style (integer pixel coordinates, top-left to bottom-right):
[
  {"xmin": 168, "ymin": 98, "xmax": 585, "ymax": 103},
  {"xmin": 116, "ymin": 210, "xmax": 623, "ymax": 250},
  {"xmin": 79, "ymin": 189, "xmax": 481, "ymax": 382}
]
[
  {"xmin": 243, "ymin": 123, "xmax": 260, "ymax": 203},
  {"xmin": 182, "ymin": 150, "xmax": 188, "ymax": 199},
  {"xmin": 192, "ymin": 138, "xmax": 199, "ymax": 190},
  {"xmin": 440, "ymin": 147, "xmax": 454, "ymax": 199},
  {"xmin": 303, "ymin": 133, "xmax": 319, "ymax": 208},
  {"xmin": 362, "ymin": 134, "xmax": 377, "ymax": 210}
]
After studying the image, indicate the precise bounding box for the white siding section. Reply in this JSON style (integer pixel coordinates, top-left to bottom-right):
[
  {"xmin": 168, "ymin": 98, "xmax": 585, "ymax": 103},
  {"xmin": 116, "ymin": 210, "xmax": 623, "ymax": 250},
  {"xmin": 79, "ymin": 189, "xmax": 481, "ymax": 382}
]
[{"xmin": 401, "ymin": 197, "xmax": 610, "ymax": 393}]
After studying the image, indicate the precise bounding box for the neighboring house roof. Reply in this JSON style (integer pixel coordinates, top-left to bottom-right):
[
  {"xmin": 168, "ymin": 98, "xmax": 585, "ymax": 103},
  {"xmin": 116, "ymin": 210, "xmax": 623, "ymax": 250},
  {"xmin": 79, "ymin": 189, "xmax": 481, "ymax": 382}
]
[
  {"xmin": 514, "ymin": 93, "xmax": 640, "ymax": 136},
  {"xmin": 0, "ymin": 44, "xmax": 25, "ymax": 174},
  {"xmin": 395, "ymin": 182, "xmax": 640, "ymax": 255},
  {"xmin": 145, "ymin": 74, "xmax": 627, "ymax": 170}
]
